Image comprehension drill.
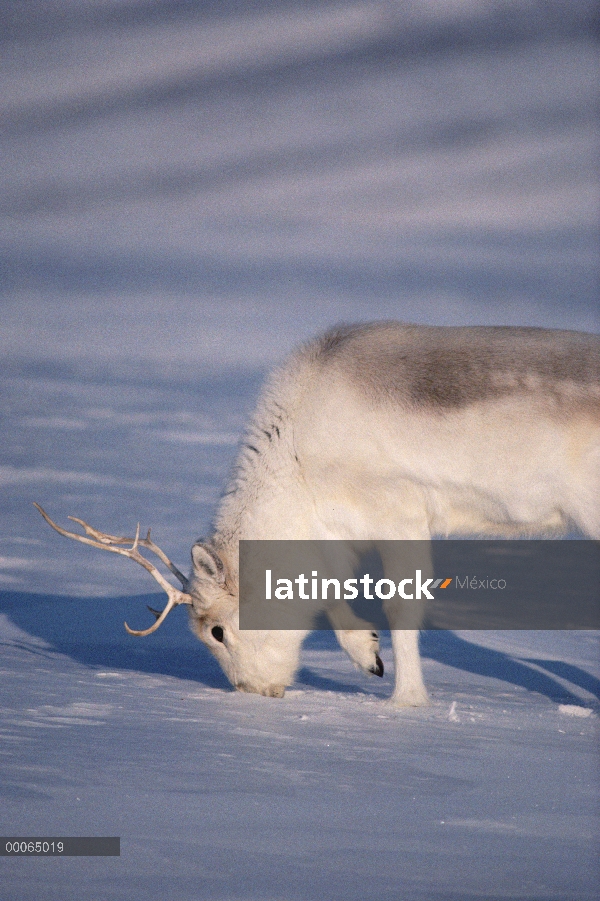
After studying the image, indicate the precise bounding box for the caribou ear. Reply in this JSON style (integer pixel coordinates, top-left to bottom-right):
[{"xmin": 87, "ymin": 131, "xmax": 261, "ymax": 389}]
[{"xmin": 191, "ymin": 542, "xmax": 226, "ymax": 585}]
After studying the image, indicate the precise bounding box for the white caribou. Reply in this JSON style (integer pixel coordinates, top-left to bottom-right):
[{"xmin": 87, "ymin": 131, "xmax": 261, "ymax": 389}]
[{"xmin": 37, "ymin": 323, "xmax": 600, "ymax": 705}]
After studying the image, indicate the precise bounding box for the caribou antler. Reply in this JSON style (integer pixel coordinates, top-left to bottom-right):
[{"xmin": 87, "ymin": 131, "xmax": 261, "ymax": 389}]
[{"xmin": 34, "ymin": 504, "xmax": 193, "ymax": 636}]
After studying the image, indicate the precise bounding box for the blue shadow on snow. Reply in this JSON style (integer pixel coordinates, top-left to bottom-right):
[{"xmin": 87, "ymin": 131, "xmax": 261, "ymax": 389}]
[{"xmin": 1, "ymin": 592, "xmax": 597, "ymax": 704}]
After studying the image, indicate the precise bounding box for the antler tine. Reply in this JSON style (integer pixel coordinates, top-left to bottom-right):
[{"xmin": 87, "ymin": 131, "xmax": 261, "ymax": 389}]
[
  {"xmin": 35, "ymin": 503, "xmax": 131, "ymax": 554},
  {"xmin": 124, "ymin": 595, "xmax": 181, "ymax": 636},
  {"xmin": 147, "ymin": 605, "xmax": 163, "ymax": 619},
  {"xmin": 138, "ymin": 532, "xmax": 189, "ymax": 589},
  {"xmin": 69, "ymin": 511, "xmax": 189, "ymax": 588},
  {"xmin": 35, "ymin": 503, "xmax": 190, "ymax": 590},
  {"xmin": 67, "ymin": 515, "xmax": 130, "ymax": 545},
  {"xmin": 34, "ymin": 504, "xmax": 193, "ymax": 636},
  {"xmin": 132, "ymin": 521, "xmax": 141, "ymax": 552}
]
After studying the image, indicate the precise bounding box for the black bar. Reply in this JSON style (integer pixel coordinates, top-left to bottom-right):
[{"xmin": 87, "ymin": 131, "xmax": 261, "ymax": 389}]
[{"xmin": 0, "ymin": 838, "xmax": 120, "ymax": 856}]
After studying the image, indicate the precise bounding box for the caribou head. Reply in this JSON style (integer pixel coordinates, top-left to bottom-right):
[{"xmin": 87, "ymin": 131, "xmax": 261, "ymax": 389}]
[{"xmin": 34, "ymin": 505, "xmax": 300, "ymax": 697}]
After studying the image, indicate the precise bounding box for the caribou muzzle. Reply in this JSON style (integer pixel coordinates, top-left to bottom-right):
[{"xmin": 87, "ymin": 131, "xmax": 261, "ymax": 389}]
[{"xmin": 235, "ymin": 682, "xmax": 286, "ymax": 698}]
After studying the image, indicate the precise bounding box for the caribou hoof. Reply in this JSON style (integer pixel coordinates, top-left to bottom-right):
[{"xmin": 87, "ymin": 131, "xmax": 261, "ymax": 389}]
[
  {"xmin": 369, "ymin": 654, "xmax": 384, "ymax": 677},
  {"xmin": 388, "ymin": 688, "xmax": 430, "ymax": 707}
]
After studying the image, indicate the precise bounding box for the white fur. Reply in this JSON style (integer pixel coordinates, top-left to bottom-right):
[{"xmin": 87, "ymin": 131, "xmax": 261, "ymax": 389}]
[{"xmin": 187, "ymin": 323, "xmax": 599, "ymax": 705}]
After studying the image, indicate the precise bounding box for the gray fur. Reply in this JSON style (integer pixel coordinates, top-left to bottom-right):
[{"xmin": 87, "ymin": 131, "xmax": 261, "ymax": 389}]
[{"xmin": 312, "ymin": 322, "xmax": 600, "ymax": 411}]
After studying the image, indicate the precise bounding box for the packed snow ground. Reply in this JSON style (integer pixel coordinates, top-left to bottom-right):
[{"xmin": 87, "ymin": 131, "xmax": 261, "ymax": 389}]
[
  {"xmin": 1, "ymin": 601, "xmax": 598, "ymax": 901},
  {"xmin": 1, "ymin": 1, "xmax": 599, "ymax": 899}
]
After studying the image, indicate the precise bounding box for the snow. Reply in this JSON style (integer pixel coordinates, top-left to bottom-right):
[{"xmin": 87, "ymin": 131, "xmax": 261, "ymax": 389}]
[
  {"xmin": 558, "ymin": 705, "xmax": 593, "ymax": 718},
  {"xmin": 1, "ymin": 1, "xmax": 598, "ymax": 898},
  {"xmin": 1, "ymin": 610, "xmax": 598, "ymax": 899}
]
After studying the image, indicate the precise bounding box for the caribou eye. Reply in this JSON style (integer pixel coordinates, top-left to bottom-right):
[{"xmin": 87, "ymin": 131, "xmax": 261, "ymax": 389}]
[{"xmin": 211, "ymin": 626, "xmax": 224, "ymax": 643}]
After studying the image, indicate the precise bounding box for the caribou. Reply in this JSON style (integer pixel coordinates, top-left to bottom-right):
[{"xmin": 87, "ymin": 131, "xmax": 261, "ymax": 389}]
[{"xmin": 37, "ymin": 322, "xmax": 600, "ymax": 704}]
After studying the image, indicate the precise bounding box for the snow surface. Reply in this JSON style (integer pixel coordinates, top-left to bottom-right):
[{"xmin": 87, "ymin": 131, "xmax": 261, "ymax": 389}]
[
  {"xmin": 1, "ymin": 1, "xmax": 599, "ymax": 898},
  {"xmin": 0, "ymin": 609, "xmax": 598, "ymax": 900}
]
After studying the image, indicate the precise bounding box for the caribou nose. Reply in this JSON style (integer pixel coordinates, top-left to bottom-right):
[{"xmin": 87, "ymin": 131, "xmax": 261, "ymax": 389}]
[{"xmin": 264, "ymin": 685, "xmax": 286, "ymax": 698}]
